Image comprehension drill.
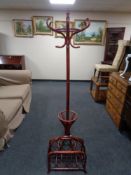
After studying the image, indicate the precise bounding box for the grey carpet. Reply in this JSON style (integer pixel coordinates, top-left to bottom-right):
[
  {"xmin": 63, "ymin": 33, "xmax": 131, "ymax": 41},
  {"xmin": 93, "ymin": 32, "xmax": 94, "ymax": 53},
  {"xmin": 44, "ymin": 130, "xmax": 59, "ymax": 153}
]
[{"xmin": 0, "ymin": 81, "xmax": 131, "ymax": 175}]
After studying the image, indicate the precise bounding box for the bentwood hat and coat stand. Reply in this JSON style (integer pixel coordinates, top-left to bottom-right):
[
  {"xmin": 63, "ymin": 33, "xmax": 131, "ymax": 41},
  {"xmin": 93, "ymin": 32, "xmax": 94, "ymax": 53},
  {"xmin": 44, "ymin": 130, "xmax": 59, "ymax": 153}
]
[{"xmin": 47, "ymin": 13, "xmax": 90, "ymax": 173}]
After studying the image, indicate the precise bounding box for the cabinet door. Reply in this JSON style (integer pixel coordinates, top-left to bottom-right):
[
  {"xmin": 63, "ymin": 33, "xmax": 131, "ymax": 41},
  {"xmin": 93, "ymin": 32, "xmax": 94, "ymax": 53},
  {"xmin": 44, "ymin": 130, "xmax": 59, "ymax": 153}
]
[{"xmin": 104, "ymin": 27, "xmax": 125, "ymax": 63}]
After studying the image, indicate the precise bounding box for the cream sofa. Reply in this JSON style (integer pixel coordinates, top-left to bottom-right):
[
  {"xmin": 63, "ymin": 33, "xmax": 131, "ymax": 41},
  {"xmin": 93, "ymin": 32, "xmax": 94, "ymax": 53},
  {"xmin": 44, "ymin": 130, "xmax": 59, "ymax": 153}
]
[{"xmin": 0, "ymin": 70, "xmax": 32, "ymax": 150}]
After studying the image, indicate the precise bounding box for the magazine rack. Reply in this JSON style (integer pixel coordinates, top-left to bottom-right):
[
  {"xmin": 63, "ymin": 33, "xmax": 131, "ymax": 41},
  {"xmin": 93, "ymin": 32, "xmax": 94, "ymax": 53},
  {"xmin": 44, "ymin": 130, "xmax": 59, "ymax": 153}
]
[{"xmin": 47, "ymin": 13, "xmax": 90, "ymax": 173}]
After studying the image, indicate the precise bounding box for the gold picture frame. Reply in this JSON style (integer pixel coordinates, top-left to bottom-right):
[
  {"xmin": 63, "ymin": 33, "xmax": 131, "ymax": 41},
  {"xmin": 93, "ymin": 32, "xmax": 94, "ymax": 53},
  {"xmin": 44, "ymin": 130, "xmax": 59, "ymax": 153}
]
[
  {"xmin": 32, "ymin": 16, "xmax": 53, "ymax": 35},
  {"xmin": 74, "ymin": 19, "xmax": 107, "ymax": 45},
  {"xmin": 13, "ymin": 19, "xmax": 33, "ymax": 37},
  {"xmin": 55, "ymin": 21, "xmax": 74, "ymax": 38}
]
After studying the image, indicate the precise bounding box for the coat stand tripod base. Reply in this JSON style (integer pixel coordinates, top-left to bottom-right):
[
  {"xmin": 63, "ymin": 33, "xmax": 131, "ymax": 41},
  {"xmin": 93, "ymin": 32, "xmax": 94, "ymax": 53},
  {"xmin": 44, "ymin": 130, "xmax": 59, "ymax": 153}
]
[{"xmin": 48, "ymin": 111, "xmax": 87, "ymax": 173}]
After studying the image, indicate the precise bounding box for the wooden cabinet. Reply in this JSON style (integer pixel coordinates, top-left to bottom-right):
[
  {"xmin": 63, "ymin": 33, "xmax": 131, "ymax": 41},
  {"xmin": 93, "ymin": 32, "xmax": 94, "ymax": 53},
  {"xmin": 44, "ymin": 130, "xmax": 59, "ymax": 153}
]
[
  {"xmin": 106, "ymin": 72, "xmax": 131, "ymax": 128},
  {"xmin": 104, "ymin": 27, "xmax": 125, "ymax": 64},
  {"xmin": 0, "ymin": 55, "xmax": 25, "ymax": 70}
]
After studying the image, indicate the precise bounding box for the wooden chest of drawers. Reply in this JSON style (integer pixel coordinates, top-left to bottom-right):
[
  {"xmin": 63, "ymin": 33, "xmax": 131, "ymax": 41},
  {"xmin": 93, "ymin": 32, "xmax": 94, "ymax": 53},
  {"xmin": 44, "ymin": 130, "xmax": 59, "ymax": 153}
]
[
  {"xmin": 106, "ymin": 72, "xmax": 131, "ymax": 128},
  {"xmin": 0, "ymin": 55, "xmax": 25, "ymax": 70}
]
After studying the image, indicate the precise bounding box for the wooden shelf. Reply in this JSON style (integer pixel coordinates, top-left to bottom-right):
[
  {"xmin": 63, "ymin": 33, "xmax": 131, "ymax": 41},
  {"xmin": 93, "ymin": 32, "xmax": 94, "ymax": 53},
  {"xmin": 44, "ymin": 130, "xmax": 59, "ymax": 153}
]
[
  {"xmin": 0, "ymin": 55, "xmax": 25, "ymax": 70},
  {"xmin": 104, "ymin": 27, "xmax": 125, "ymax": 63},
  {"xmin": 91, "ymin": 89, "xmax": 107, "ymax": 102},
  {"xmin": 90, "ymin": 76, "xmax": 108, "ymax": 102},
  {"xmin": 91, "ymin": 76, "xmax": 109, "ymax": 87}
]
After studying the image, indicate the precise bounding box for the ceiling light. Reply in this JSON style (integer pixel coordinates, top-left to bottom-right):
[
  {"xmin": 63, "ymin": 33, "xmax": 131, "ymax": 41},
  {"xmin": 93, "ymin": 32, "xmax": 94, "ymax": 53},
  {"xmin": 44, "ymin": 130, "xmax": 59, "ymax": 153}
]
[{"xmin": 49, "ymin": 0, "xmax": 76, "ymax": 5}]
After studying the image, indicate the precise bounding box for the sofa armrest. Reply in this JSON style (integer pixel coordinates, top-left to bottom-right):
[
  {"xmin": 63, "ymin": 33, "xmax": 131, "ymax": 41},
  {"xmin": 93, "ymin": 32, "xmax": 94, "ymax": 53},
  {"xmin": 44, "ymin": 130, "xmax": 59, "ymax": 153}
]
[{"xmin": 0, "ymin": 70, "xmax": 32, "ymax": 86}]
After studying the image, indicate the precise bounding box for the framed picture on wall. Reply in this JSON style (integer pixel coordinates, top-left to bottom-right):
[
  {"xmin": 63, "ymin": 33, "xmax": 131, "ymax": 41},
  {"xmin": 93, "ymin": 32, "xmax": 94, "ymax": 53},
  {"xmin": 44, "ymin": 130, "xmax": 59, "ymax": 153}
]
[
  {"xmin": 55, "ymin": 21, "xmax": 74, "ymax": 38},
  {"xmin": 13, "ymin": 19, "xmax": 33, "ymax": 37},
  {"xmin": 74, "ymin": 19, "xmax": 107, "ymax": 45},
  {"xmin": 32, "ymin": 16, "xmax": 53, "ymax": 35}
]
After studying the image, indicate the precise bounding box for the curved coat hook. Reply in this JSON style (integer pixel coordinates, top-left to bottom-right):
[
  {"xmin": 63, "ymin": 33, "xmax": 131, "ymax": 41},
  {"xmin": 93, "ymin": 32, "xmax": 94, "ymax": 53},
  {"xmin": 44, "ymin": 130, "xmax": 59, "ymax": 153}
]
[
  {"xmin": 46, "ymin": 16, "xmax": 90, "ymax": 49},
  {"xmin": 46, "ymin": 19, "xmax": 66, "ymax": 48}
]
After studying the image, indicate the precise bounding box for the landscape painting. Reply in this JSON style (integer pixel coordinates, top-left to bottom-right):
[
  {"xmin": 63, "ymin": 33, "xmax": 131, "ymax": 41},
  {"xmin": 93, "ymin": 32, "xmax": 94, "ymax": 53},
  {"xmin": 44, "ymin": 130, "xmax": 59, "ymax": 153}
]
[
  {"xmin": 55, "ymin": 21, "xmax": 74, "ymax": 38},
  {"xmin": 74, "ymin": 20, "xmax": 107, "ymax": 45},
  {"xmin": 32, "ymin": 16, "xmax": 53, "ymax": 35},
  {"xmin": 13, "ymin": 19, "xmax": 33, "ymax": 37}
]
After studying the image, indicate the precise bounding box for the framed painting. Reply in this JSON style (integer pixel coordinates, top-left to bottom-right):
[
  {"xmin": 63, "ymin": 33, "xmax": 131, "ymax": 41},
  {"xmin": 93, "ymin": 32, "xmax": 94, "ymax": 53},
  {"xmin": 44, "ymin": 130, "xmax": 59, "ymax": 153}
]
[
  {"xmin": 55, "ymin": 21, "xmax": 74, "ymax": 38},
  {"xmin": 32, "ymin": 16, "xmax": 53, "ymax": 35},
  {"xmin": 13, "ymin": 19, "xmax": 33, "ymax": 37},
  {"xmin": 74, "ymin": 19, "xmax": 107, "ymax": 45}
]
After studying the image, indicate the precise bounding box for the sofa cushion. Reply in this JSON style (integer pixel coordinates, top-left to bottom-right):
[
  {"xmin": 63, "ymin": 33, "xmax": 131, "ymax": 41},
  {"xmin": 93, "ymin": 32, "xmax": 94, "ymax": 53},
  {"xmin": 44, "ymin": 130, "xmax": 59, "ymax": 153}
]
[
  {"xmin": 0, "ymin": 84, "xmax": 30, "ymax": 101},
  {"xmin": 0, "ymin": 99, "xmax": 22, "ymax": 123}
]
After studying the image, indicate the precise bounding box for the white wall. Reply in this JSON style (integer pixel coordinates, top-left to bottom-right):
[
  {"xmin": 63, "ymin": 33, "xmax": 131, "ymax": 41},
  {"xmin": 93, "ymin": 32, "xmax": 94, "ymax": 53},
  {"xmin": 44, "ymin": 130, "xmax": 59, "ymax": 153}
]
[{"xmin": 0, "ymin": 10, "xmax": 131, "ymax": 80}]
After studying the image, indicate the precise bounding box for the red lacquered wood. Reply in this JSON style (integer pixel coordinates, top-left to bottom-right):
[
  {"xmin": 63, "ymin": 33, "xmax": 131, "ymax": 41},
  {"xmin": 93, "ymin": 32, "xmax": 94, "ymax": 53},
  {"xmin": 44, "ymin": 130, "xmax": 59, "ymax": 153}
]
[
  {"xmin": 47, "ymin": 13, "xmax": 90, "ymax": 121},
  {"xmin": 47, "ymin": 13, "xmax": 90, "ymax": 173}
]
